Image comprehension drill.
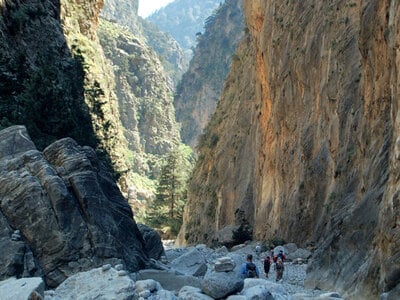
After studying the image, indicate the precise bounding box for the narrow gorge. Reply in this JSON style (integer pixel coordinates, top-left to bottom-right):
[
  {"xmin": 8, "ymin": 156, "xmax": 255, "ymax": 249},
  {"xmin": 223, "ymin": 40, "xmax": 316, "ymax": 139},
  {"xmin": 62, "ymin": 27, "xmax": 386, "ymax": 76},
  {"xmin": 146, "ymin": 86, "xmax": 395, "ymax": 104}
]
[
  {"xmin": 0, "ymin": 0, "xmax": 399, "ymax": 299},
  {"xmin": 179, "ymin": 1, "xmax": 400, "ymax": 299}
]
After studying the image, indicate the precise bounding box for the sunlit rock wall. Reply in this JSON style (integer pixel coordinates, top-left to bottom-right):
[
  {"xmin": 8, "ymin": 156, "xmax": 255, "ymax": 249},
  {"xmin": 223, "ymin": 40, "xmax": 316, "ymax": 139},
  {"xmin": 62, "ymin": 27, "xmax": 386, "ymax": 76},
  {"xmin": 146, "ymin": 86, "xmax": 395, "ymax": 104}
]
[{"xmin": 180, "ymin": 0, "xmax": 400, "ymax": 298}]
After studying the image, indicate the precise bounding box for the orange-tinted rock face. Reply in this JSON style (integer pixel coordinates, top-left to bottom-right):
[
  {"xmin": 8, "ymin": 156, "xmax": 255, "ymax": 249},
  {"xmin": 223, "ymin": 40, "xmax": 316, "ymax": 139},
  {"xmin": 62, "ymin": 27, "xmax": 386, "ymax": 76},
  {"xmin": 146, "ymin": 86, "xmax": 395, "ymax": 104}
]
[{"xmin": 180, "ymin": 0, "xmax": 400, "ymax": 298}]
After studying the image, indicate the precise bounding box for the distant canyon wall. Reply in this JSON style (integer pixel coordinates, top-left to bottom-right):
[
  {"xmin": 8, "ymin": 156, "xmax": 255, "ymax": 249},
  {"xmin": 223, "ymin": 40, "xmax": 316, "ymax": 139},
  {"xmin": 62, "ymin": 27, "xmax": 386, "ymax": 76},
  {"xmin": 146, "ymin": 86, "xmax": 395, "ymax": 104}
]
[{"xmin": 180, "ymin": 0, "xmax": 400, "ymax": 298}]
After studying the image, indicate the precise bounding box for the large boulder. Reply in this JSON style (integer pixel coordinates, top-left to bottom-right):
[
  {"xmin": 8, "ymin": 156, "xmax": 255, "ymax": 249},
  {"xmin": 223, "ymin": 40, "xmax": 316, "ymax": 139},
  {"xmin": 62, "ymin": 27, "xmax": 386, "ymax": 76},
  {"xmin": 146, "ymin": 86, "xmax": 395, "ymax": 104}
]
[
  {"xmin": 201, "ymin": 269, "xmax": 244, "ymax": 299},
  {"xmin": 0, "ymin": 126, "xmax": 148, "ymax": 287},
  {"xmin": 169, "ymin": 248, "xmax": 207, "ymax": 277},
  {"xmin": 242, "ymin": 279, "xmax": 291, "ymax": 299},
  {"xmin": 0, "ymin": 212, "xmax": 42, "ymax": 281},
  {"xmin": 178, "ymin": 286, "xmax": 214, "ymax": 300},
  {"xmin": 287, "ymin": 248, "xmax": 312, "ymax": 261},
  {"xmin": 137, "ymin": 269, "xmax": 202, "ymax": 292},
  {"xmin": 0, "ymin": 277, "xmax": 44, "ymax": 300},
  {"xmin": 45, "ymin": 266, "xmax": 136, "ymax": 299},
  {"xmin": 201, "ymin": 255, "xmax": 244, "ymax": 300},
  {"xmin": 137, "ymin": 223, "xmax": 165, "ymax": 260},
  {"xmin": 241, "ymin": 284, "xmax": 274, "ymax": 300}
]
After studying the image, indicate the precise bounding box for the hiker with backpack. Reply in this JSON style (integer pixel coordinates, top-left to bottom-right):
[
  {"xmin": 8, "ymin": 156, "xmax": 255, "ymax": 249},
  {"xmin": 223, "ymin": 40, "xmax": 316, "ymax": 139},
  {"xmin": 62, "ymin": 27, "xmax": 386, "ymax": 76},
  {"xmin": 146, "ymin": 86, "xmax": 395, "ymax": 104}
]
[
  {"xmin": 274, "ymin": 257, "xmax": 284, "ymax": 282},
  {"xmin": 273, "ymin": 249, "xmax": 287, "ymax": 263},
  {"xmin": 240, "ymin": 254, "xmax": 260, "ymax": 278},
  {"xmin": 278, "ymin": 249, "xmax": 286, "ymax": 262}
]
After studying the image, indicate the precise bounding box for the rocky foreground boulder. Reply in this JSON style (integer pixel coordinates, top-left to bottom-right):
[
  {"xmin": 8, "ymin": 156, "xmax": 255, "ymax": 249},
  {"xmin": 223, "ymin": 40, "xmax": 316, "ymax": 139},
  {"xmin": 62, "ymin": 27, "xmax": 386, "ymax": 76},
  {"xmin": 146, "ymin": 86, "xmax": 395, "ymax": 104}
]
[{"xmin": 0, "ymin": 126, "xmax": 149, "ymax": 287}]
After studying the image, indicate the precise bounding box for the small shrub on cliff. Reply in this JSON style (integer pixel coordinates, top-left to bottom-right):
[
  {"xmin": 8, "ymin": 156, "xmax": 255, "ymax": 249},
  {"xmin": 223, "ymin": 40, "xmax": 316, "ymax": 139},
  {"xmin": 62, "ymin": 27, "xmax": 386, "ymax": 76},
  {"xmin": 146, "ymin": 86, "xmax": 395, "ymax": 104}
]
[
  {"xmin": 232, "ymin": 224, "xmax": 253, "ymax": 245},
  {"xmin": 268, "ymin": 238, "xmax": 286, "ymax": 248}
]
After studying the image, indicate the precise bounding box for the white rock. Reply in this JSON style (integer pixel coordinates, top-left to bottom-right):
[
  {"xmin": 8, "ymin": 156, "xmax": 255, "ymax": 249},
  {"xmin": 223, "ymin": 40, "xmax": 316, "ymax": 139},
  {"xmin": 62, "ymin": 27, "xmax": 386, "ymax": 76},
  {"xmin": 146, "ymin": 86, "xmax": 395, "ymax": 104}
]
[
  {"xmin": 178, "ymin": 286, "xmax": 214, "ymax": 300},
  {"xmin": 287, "ymin": 249, "xmax": 312, "ymax": 261},
  {"xmin": 170, "ymin": 248, "xmax": 207, "ymax": 277},
  {"xmin": 139, "ymin": 289, "xmax": 151, "ymax": 298},
  {"xmin": 45, "ymin": 267, "xmax": 136, "ymax": 300},
  {"xmin": 315, "ymin": 292, "xmax": 343, "ymax": 299},
  {"xmin": 284, "ymin": 243, "xmax": 298, "ymax": 254},
  {"xmin": 0, "ymin": 277, "xmax": 44, "ymax": 300},
  {"xmin": 118, "ymin": 270, "xmax": 128, "ymax": 276},
  {"xmin": 136, "ymin": 279, "xmax": 162, "ymax": 293},
  {"xmin": 226, "ymin": 296, "xmax": 247, "ymax": 300},
  {"xmin": 214, "ymin": 256, "xmax": 236, "ymax": 272},
  {"xmin": 137, "ymin": 269, "xmax": 202, "ymax": 291},
  {"xmin": 201, "ymin": 268, "xmax": 243, "ymax": 299},
  {"xmin": 243, "ymin": 279, "xmax": 289, "ymax": 296},
  {"xmin": 155, "ymin": 289, "xmax": 178, "ymax": 299},
  {"xmin": 241, "ymin": 284, "xmax": 274, "ymax": 300}
]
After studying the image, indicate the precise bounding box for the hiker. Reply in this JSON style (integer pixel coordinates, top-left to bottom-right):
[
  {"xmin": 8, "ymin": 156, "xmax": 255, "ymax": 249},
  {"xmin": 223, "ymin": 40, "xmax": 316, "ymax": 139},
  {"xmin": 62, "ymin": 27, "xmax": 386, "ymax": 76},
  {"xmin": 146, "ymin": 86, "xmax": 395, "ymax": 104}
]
[
  {"xmin": 274, "ymin": 257, "xmax": 284, "ymax": 281},
  {"xmin": 263, "ymin": 256, "xmax": 271, "ymax": 278},
  {"xmin": 255, "ymin": 243, "xmax": 261, "ymax": 258},
  {"xmin": 278, "ymin": 249, "xmax": 286, "ymax": 262},
  {"xmin": 273, "ymin": 249, "xmax": 286, "ymax": 263},
  {"xmin": 240, "ymin": 254, "xmax": 259, "ymax": 278}
]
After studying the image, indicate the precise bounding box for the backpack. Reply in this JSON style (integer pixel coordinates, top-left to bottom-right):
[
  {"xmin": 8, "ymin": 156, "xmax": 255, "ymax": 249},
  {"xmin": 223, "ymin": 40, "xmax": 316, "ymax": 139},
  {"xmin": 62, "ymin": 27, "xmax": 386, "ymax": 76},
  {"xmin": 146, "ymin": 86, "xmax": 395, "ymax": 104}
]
[
  {"xmin": 246, "ymin": 262, "xmax": 257, "ymax": 278},
  {"xmin": 278, "ymin": 253, "xmax": 286, "ymax": 261},
  {"xmin": 276, "ymin": 261, "xmax": 284, "ymax": 270}
]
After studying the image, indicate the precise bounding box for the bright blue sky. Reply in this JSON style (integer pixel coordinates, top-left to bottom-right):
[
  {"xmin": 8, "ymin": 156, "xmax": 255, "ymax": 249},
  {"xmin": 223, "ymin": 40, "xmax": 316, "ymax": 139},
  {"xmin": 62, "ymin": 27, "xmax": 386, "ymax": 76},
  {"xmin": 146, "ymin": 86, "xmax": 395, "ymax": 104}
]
[{"xmin": 138, "ymin": 0, "xmax": 175, "ymax": 17}]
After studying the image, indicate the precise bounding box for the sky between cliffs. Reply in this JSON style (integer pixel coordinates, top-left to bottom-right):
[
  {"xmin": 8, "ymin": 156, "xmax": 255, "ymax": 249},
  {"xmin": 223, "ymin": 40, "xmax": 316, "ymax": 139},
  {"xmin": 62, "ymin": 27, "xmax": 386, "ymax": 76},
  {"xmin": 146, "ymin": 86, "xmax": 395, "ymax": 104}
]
[{"xmin": 138, "ymin": 0, "xmax": 175, "ymax": 17}]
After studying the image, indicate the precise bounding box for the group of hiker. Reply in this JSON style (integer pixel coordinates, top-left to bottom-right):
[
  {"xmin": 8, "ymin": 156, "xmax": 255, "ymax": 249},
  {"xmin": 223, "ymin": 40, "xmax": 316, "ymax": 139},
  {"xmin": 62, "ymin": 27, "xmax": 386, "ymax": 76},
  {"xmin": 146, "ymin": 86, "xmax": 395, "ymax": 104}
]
[{"xmin": 241, "ymin": 248, "xmax": 286, "ymax": 282}]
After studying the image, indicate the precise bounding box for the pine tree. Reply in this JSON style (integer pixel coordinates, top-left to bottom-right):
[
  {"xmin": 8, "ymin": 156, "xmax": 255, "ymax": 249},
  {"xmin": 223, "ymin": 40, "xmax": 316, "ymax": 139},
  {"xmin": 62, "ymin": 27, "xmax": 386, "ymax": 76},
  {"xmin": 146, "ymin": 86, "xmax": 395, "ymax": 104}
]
[{"xmin": 146, "ymin": 145, "xmax": 194, "ymax": 237}]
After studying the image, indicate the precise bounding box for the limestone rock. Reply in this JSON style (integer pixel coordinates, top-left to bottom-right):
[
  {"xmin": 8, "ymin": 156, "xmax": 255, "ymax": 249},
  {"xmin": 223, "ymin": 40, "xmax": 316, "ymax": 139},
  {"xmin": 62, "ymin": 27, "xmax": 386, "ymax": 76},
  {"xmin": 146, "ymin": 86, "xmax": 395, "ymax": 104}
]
[
  {"xmin": 214, "ymin": 257, "xmax": 236, "ymax": 272},
  {"xmin": 0, "ymin": 126, "xmax": 148, "ymax": 287},
  {"xmin": 155, "ymin": 290, "xmax": 178, "ymax": 300},
  {"xmin": 137, "ymin": 223, "xmax": 165, "ymax": 260},
  {"xmin": 241, "ymin": 285, "xmax": 274, "ymax": 300},
  {"xmin": 226, "ymin": 296, "xmax": 247, "ymax": 300},
  {"xmin": 201, "ymin": 268, "xmax": 243, "ymax": 299},
  {"xmin": 178, "ymin": 286, "xmax": 214, "ymax": 300},
  {"xmin": 284, "ymin": 243, "xmax": 298, "ymax": 254},
  {"xmin": 179, "ymin": 0, "xmax": 400, "ymax": 298},
  {"xmin": 242, "ymin": 279, "xmax": 290, "ymax": 298},
  {"xmin": 135, "ymin": 279, "xmax": 162, "ymax": 293},
  {"xmin": 170, "ymin": 248, "xmax": 207, "ymax": 277},
  {"xmin": 45, "ymin": 267, "xmax": 136, "ymax": 300},
  {"xmin": 0, "ymin": 277, "xmax": 44, "ymax": 300},
  {"xmin": 172, "ymin": 0, "xmax": 245, "ymax": 148},
  {"xmin": 137, "ymin": 269, "xmax": 201, "ymax": 292},
  {"xmin": 287, "ymin": 249, "xmax": 312, "ymax": 261},
  {"xmin": 213, "ymin": 225, "xmax": 240, "ymax": 247}
]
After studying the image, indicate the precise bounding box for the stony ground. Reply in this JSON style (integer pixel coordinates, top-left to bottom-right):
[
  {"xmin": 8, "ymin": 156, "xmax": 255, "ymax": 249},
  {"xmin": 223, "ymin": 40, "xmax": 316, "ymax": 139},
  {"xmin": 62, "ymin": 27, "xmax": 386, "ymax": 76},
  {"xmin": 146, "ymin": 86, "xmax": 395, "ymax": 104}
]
[
  {"xmin": 252, "ymin": 258, "xmax": 325, "ymax": 298},
  {"xmin": 164, "ymin": 241, "xmax": 335, "ymax": 299}
]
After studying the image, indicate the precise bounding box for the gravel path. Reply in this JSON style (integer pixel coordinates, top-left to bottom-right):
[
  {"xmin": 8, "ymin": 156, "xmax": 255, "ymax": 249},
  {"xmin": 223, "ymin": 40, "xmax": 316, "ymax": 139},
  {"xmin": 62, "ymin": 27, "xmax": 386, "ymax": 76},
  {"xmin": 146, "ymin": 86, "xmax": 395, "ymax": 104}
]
[
  {"xmin": 253, "ymin": 259, "xmax": 325, "ymax": 298},
  {"xmin": 164, "ymin": 242, "xmax": 337, "ymax": 299}
]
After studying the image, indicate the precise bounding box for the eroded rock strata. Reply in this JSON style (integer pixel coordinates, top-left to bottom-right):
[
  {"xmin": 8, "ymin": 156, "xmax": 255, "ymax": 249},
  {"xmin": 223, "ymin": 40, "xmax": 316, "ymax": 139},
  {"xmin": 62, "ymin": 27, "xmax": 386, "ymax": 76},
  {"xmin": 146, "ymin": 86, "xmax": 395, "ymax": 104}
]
[{"xmin": 0, "ymin": 126, "xmax": 148, "ymax": 287}]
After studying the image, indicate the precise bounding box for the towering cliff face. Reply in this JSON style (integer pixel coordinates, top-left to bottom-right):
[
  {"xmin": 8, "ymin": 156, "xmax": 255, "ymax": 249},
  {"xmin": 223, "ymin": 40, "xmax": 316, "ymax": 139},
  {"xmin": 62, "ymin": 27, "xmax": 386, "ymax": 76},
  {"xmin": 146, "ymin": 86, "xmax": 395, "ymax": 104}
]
[
  {"xmin": 0, "ymin": 0, "xmax": 129, "ymax": 177},
  {"xmin": 174, "ymin": 0, "xmax": 244, "ymax": 147},
  {"xmin": 98, "ymin": 19, "xmax": 181, "ymax": 191},
  {"xmin": 60, "ymin": 0, "xmax": 130, "ymax": 175},
  {"xmin": 180, "ymin": 0, "xmax": 400, "ymax": 298},
  {"xmin": 147, "ymin": 0, "xmax": 222, "ymax": 57},
  {"xmin": 102, "ymin": 0, "xmax": 188, "ymax": 88}
]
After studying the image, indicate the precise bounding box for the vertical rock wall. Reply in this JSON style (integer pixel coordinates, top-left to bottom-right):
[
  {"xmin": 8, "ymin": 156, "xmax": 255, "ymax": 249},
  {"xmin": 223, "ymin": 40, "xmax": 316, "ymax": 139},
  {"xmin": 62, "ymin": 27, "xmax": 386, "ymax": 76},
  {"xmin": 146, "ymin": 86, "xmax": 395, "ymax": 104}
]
[{"xmin": 180, "ymin": 0, "xmax": 400, "ymax": 298}]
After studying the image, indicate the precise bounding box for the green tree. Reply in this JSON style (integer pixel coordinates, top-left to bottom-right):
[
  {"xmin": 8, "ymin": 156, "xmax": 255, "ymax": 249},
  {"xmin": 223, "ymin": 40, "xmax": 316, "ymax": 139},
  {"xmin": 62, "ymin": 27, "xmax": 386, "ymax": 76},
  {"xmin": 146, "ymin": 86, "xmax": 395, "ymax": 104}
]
[{"xmin": 146, "ymin": 144, "xmax": 194, "ymax": 237}]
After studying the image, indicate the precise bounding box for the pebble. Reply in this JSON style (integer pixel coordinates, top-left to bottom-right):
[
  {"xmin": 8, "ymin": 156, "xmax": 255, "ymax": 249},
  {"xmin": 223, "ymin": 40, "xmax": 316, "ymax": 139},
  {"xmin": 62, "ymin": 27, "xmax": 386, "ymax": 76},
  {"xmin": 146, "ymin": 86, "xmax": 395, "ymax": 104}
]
[
  {"xmin": 102, "ymin": 264, "xmax": 112, "ymax": 271},
  {"xmin": 117, "ymin": 270, "xmax": 128, "ymax": 276}
]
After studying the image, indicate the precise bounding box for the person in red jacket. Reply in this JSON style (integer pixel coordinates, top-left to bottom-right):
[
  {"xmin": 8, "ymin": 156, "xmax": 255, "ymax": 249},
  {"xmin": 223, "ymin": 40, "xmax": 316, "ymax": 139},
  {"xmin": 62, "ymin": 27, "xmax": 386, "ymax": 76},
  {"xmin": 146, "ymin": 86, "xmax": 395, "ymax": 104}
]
[{"xmin": 263, "ymin": 256, "xmax": 271, "ymax": 278}]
